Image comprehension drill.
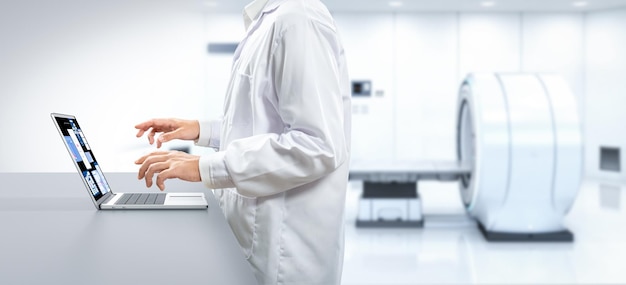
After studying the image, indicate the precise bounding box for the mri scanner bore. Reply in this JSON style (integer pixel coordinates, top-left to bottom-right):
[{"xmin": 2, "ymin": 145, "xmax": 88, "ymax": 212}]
[
  {"xmin": 350, "ymin": 73, "xmax": 582, "ymax": 242},
  {"xmin": 458, "ymin": 73, "xmax": 582, "ymax": 241}
]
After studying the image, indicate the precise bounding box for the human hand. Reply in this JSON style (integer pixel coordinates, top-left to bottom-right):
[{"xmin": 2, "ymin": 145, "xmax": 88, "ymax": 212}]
[
  {"xmin": 135, "ymin": 151, "xmax": 201, "ymax": 191},
  {"xmin": 135, "ymin": 118, "xmax": 200, "ymax": 148}
]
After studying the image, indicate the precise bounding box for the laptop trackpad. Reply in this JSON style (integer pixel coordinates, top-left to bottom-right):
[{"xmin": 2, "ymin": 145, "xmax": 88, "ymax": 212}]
[{"xmin": 166, "ymin": 194, "xmax": 206, "ymax": 205}]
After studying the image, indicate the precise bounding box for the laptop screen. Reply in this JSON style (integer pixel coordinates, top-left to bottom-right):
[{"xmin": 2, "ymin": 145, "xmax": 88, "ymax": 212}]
[{"xmin": 53, "ymin": 115, "xmax": 111, "ymax": 201}]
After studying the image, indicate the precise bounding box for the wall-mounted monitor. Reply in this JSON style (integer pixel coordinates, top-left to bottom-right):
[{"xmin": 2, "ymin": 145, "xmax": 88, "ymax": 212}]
[
  {"xmin": 600, "ymin": 146, "xmax": 621, "ymax": 172},
  {"xmin": 352, "ymin": 80, "xmax": 372, "ymax": 97},
  {"xmin": 208, "ymin": 43, "xmax": 238, "ymax": 54}
]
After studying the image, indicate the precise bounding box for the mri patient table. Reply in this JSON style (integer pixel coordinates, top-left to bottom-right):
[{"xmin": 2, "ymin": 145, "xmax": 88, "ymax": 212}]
[{"xmin": 349, "ymin": 161, "xmax": 471, "ymax": 228}]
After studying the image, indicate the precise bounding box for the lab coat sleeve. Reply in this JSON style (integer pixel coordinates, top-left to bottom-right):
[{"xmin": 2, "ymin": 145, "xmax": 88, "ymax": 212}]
[
  {"xmin": 204, "ymin": 19, "xmax": 349, "ymax": 197},
  {"xmin": 195, "ymin": 119, "xmax": 221, "ymax": 149},
  {"xmin": 197, "ymin": 119, "xmax": 231, "ymax": 189}
]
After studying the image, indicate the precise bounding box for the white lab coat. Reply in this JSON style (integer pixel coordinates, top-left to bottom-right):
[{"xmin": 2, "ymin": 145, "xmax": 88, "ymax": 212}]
[{"xmin": 195, "ymin": 0, "xmax": 351, "ymax": 284}]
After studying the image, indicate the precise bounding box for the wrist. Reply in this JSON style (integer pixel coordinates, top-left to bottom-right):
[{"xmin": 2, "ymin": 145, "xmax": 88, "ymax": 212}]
[{"xmin": 193, "ymin": 120, "xmax": 200, "ymax": 141}]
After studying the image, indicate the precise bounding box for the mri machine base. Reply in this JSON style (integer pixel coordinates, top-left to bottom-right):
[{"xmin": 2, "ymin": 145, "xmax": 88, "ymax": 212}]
[
  {"xmin": 477, "ymin": 222, "xmax": 574, "ymax": 242},
  {"xmin": 356, "ymin": 219, "xmax": 424, "ymax": 228},
  {"xmin": 356, "ymin": 182, "xmax": 423, "ymax": 228}
]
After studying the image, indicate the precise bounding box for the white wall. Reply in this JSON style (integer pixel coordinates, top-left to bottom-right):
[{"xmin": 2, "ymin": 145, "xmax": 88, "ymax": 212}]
[
  {"xmin": 334, "ymin": 12, "xmax": 584, "ymax": 164},
  {"xmin": 522, "ymin": 13, "xmax": 584, "ymax": 103},
  {"xmin": 334, "ymin": 14, "xmax": 396, "ymax": 162},
  {"xmin": 0, "ymin": 5, "xmax": 594, "ymax": 179},
  {"xmin": 205, "ymin": 14, "xmax": 247, "ymax": 118},
  {"xmin": 0, "ymin": 0, "xmax": 210, "ymax": 172},
  {"xmin": 395, "ymin": 13, "xmax": 458, "ymax": 161},
  {"xmin": 459, "ymin": 13, "xmax": 522, "ymax": 77},
  {"xmin": 585, "ymin": 8, "xmax": 626, "ymax": 181}
]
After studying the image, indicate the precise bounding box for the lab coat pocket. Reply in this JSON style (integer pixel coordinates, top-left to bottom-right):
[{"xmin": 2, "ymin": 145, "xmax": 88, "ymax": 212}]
[
  {"xmin": 224, "ymin": 71, "xmax": 253, "ymax": 135},
  {"xmin": 222, "ymin": 190, "xmax": 257, "ymax": 260}
]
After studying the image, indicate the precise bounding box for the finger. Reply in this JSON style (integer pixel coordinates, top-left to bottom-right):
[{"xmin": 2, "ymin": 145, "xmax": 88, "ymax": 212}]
[
  {"xmin": 156, "ymin": 134, "xmax": 163, "ymax": 149},
  {"xmin": 135, "ymin": 129, "xmax": 146, "ymax": 138},
  {"xmin": 144, "ymin": 161, "xmax": 170, "ymax": 188},
  {"xmin": 134, "ymin": 151, "xmax": 170, "ymax": 165},
  {"xmin": 156, "ymin": 169, "xmax": 176, "ymax": 191},
  {"xmin": 135, "ymin": 154, "xmax": 148, "ymax": 166},
  {"xmin": 134, "ymin": 119, "xmax": 155, "ymax": 131},
  {"xmin": 135, "ymin": 120, "xmax": 157, "ymax": 139},
  {"xmin": 137, "ymin": 153, "xmax": 170, "ymax": 179},
  {"xmin": 157, "ymin": 133, "xmax": 168, "ymax": 144},
  {"xmin": 148, "ymin": 128, "xmax": 157, "ymax": 145},
  {"xmin": 135, "ymin": 120, "xmax": 155, "ymax": 138},
  {"xmin": 156, "ymin": 134, "xmax": 163, "ymax": 148},
  {"xmin": 137, "ymin": 153, "xmax": 170, "ymax": 176},
  {"xmin": 157, "ymin": 129, "xmax": 181, "ymax": 148}
]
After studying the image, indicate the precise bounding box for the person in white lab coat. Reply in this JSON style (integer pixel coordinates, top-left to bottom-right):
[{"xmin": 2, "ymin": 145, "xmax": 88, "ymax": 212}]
[{"xmin": 134, "ymin": 0, "xmax": 351, "ymax": 284}]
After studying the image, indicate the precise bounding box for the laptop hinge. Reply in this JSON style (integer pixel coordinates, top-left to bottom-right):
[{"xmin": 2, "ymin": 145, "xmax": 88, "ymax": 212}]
[{"xmin": 101, "ymin": 193, "xmax": 116, "ymax": 205}]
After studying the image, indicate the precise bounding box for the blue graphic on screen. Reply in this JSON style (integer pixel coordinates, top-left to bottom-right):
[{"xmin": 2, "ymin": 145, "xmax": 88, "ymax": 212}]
[
  {"xmin": 92, "ymin": 165, "xmax": 110, "ymax": 195},
  {"xmin": 65, "ymin": 136, "xmax": 82, "ymax": 162},
  {"xmin": 69, "ymin": 120, "xmax": 85, "ymax": 146},
  {"xmin": 78, "ymin": 131, "xmax": 89, "ymax": 149},
  {"xmin": 85, "ymin": 152, "xmax": 94, "ymax": 163},
  {"xmin": 83, "ymin": 171, "xmax": 100, "ymax": 196}
]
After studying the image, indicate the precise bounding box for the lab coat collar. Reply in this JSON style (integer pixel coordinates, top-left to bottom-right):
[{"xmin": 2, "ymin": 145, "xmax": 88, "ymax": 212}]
[
  {"xmin": 235, "ymin": 0, "xmax": 286, "ymax": 64},
  {"xmin": 243, "ymin": 0, "xmax": 285, "ymax": 30},
  {"xmin": 243, "ymin": 0, "xmax": 269, "ymax": 30}
]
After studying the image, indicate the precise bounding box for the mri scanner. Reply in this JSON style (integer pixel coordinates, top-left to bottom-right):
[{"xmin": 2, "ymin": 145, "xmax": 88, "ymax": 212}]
[{"xmin": 350, "ymin": 73, "xmax": 583, "ymax": 242}]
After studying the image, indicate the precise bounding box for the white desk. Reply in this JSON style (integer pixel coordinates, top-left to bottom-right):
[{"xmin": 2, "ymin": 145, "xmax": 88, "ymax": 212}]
[{"xmin": 0, "ymin": 173, "xmax": 258, "ymax": 285}]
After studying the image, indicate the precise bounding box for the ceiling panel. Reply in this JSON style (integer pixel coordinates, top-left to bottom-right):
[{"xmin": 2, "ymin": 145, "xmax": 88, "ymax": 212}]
[{"xmin": 202, "ymin": 0, "xmax": 626, "ymax": 13}]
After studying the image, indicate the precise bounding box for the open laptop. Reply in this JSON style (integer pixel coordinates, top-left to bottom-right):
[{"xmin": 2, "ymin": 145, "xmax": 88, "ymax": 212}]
[{"xmin": 51, "ymin": 113, "xmax": 208, "ymax": 210}]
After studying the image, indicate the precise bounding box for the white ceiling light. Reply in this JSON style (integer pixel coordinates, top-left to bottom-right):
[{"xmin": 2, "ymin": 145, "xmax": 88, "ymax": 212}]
[
  {"xmin": 572, "ymin": 1, "xmax": 588, "ymax": 7},
  {"xmin": 389, "ymin": 1, "xmax": 403, "ymax": 7},
  {"xmin": 481, "ymin": 1, "xmax": 496, "ymax": 7}
]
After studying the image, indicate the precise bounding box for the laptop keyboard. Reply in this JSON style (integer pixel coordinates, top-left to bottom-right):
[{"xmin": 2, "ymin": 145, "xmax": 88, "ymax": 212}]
[{"xmin": 114, "ymin": 193, "xmax": 167, "ymax": 205}]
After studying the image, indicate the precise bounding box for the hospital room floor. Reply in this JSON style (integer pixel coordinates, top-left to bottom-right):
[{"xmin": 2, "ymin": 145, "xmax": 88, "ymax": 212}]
[{"xmin": 340, "ymin": 179, "xmax": 626, "ymax": 285}]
